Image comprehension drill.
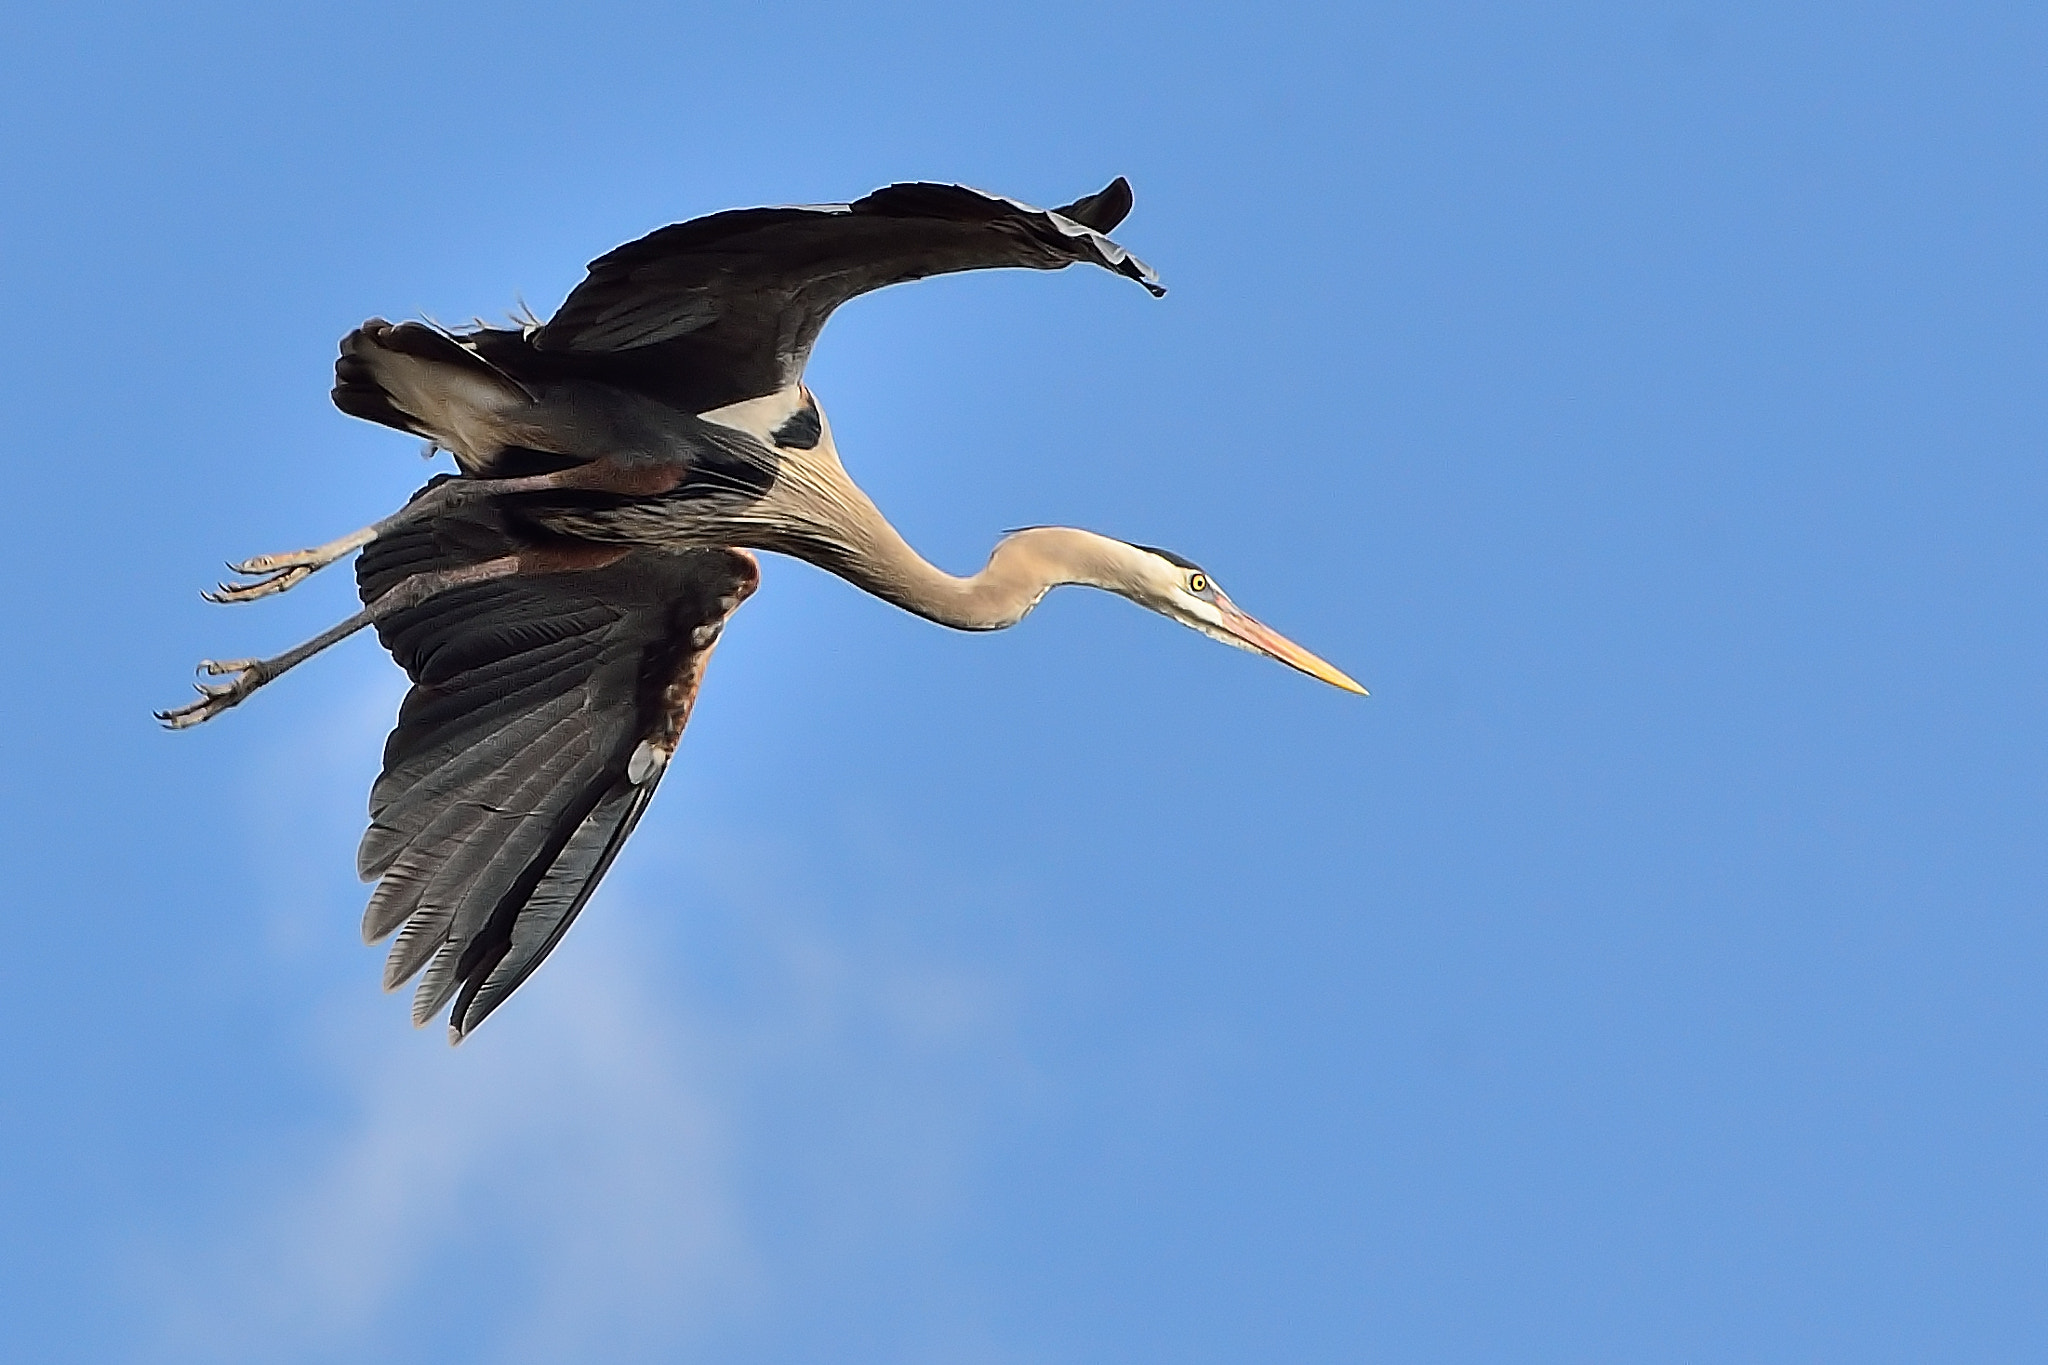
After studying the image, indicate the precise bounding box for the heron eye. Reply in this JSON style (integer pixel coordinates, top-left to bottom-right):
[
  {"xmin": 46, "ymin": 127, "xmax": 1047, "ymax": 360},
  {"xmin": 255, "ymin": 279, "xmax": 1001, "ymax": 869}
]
[{"xmin": 1187, "ymin": 573, "xmax": 1208, "ymax": 594}]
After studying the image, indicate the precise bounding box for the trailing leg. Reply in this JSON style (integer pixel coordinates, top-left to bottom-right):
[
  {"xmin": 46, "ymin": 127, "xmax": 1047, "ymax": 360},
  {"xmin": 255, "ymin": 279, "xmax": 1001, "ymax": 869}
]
[
  {"xmin": 206, "ymin": 471, "xmax": 584, "ymax": 603},
  {"xmin": 159, "ymin": 555, "xmax": 525, "ymax": 728}
]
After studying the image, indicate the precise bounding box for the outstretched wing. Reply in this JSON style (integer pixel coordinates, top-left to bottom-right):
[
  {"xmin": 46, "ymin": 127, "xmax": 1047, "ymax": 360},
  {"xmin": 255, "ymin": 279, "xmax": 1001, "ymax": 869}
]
[
  {"xmin": 355, "ymin": 503, "xmax": 758, "ymax": 1041},
  {"xmin": 527, "ymin": 178, "xmax": 1164, "ymax": 412}
]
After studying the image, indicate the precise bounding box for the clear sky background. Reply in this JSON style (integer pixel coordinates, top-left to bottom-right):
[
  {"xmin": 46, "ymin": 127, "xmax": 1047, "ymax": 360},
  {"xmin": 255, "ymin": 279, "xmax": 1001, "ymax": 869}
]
[{"xmin": 2, "ymin": 2, "xmax": 2043, "ymax": 1361}]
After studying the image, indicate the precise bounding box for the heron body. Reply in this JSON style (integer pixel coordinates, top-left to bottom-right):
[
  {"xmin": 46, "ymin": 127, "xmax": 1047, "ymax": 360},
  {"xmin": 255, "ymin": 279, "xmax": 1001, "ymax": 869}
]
[{"xmin": 163, "ymin": 178, "xmax": 1363, "ymax": 1040}]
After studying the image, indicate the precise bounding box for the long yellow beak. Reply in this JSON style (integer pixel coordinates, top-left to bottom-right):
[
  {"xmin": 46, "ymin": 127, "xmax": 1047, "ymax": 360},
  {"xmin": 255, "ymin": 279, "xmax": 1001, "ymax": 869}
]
[{"xmin": 1217, "ymin": 599, "xmax": 1368, "ymax": 695}]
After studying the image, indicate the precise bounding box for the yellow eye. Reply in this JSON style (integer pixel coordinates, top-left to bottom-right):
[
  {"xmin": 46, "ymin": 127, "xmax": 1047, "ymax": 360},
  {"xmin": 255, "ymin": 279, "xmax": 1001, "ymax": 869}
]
[{"xmin": 1187, "ymin": 573, "xmax": 1208, "ymax": 594}]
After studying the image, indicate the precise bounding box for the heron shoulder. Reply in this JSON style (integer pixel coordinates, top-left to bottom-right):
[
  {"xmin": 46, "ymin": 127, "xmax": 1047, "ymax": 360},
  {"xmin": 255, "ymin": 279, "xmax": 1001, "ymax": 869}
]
[{"xmin": 696, "ymin": 382, "xmax": 822, "ymax": 450}]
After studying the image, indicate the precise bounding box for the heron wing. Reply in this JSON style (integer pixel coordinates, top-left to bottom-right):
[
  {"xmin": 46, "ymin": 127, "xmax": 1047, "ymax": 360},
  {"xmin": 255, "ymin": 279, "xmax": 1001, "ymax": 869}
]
[
  {"xmin": 355, "ymin": 505, "xmax": 758, "ymax": 1041},
  {"xmin": 529, "ymin": 178, "xmax": 1164, "ymax": 410}
]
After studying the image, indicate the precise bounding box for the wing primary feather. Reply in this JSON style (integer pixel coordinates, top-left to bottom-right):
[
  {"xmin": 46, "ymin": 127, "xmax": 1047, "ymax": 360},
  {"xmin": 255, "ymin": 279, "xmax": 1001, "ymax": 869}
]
[
  {"xmin": 366, "ymin": 708, "xmax": 591, "ymax": 961},
  {"xmin": 381, "ymin": 729, "xmax": 601, "ymax": 987},
  {"xmin": 411, "ymin": 939, "xmax": 466, "ymax": 1026},
  {"xmin": 1053, "ymin": 177, "xmax": 1135, "ymax": 233},
  {"xmin": 448, "ymin": 779, "xmax": 660, "ymax": 1040},
  {"xmin": 355, "ymin": 501, "xmax": 760, "ymax": 1038}
]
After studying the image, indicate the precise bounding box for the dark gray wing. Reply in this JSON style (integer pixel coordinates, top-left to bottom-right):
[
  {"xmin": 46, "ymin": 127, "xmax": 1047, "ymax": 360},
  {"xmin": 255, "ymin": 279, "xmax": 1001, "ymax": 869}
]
[
  {"xmin": 355, "ymin": 506, "xmax": 758, "ymax": 1041},
  {"xmin": 530, "ymin": 178, "xmax": 1164, "ymax": 410}
]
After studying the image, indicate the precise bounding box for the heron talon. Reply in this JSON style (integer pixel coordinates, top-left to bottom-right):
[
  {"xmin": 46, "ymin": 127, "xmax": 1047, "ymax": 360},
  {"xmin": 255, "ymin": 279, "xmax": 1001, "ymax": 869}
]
[
  {"xmin": 205, "ymin": 530, "xmax": 376, "ymax": 603},
  {"xmin": 205, "ymin": 563, "xmax": 316, "ymax": 604},
  {"xmin": 155, "ymin": 659, "xmax": 270, "ymax": 728}
]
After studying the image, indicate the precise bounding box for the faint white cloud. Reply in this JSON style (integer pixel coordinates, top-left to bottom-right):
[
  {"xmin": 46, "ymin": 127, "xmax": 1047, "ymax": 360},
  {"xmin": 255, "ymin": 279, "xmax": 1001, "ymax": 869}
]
[
  {"xmin": 137, "ymin": 656, "xmax": 1039, "ymax": 1364},
  {"xmin": 145, "ymin": 937, "xmax": 752, "ymax": 1364}
]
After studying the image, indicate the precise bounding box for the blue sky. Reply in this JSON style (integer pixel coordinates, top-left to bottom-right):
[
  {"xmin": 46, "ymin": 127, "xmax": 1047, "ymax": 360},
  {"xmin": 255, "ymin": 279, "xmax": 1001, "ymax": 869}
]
[{"xmin": 3, "ymin": 2, "xmax": 2044, "ymax": 1360}]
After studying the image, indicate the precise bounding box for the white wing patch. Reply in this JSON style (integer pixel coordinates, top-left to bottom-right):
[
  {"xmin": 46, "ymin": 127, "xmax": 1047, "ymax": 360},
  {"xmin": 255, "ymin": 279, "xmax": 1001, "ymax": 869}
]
[
  {"xmin": 626, "ymin": 740, "xmax": 669, "ymax": 786},
  {"xmin": 696, "ymin": 383, "xmax": 809, "ymax": 443}
]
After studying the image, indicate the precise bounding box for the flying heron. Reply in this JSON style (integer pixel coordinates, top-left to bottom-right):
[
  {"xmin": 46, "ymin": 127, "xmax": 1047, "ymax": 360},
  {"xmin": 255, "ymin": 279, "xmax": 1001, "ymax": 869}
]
[{"xmin": 160, "ymin": 178, "xmax": 1364, "ymax": 1040}]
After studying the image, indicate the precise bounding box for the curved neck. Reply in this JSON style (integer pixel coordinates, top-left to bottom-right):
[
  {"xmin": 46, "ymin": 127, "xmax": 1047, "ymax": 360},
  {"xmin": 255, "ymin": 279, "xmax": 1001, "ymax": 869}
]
[
  {"xmin": 841, "ymin": 512, "xmax": 1130, "ymax": 632},
  {"xmin": 748, "ymin": 456, "xmax": 1130, "ymax": 630}
]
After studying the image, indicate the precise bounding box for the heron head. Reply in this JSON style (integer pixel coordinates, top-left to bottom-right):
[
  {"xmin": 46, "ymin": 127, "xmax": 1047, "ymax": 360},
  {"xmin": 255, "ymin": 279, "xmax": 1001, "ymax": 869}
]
[{"xmin": 1110, "ymin": 541, "xmax": 1367, "ymax": 694}]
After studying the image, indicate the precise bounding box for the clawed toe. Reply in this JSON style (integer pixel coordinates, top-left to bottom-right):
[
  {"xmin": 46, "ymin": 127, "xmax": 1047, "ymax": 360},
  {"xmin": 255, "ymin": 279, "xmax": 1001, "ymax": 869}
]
[
  {"xmin": 206, "ymin": 529, "xmax": 375, "ymax": 605},
  {"xmin": 155, "ymin": 659, "xmax": 269, "ymax": 729},
  {"xmin": 156, "ymin": 695, "xmax": 226, "ymax": 729},
  {"xmin": 230, "ymin": 550, "xmax": 315, "ymax": 575},
  {"xmin": 205, "ymin": 564, "xmax": 315, "ymax": 603}
]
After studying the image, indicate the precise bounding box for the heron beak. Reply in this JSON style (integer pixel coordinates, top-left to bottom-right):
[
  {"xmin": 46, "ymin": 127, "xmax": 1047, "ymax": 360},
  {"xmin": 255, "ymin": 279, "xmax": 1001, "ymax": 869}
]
[{"xmin": 1215, "ymin": 598, "xmax": 1368, "ymax": 695}]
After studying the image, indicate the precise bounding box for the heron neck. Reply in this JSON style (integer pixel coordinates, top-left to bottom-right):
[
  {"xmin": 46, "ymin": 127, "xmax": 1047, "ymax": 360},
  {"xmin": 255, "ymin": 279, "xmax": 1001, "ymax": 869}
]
[
  {"xmin": 739, "ymin": 444, "xmax": 1129, "ymax": 628},
  {"xmin": 824, "ymin": 491, "xmax": 1124, "ymax": 632}
]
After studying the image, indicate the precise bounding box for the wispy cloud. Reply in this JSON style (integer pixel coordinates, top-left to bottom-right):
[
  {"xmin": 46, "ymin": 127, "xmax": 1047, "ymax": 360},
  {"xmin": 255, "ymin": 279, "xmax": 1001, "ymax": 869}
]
[
  {"xmin": 135, "ymin": 662, "xmax": 1036, "ymax": 1364},
  {"xmin": 144, "ymin": 937, "xmax": 752, "ymax": 1364}
]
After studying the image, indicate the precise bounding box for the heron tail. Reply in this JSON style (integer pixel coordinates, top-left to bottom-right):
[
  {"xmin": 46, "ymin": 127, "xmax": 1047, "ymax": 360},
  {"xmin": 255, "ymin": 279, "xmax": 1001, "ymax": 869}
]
[{"xmin": 332, "ymin": 319, "xmax": 536, "ymax": 474}]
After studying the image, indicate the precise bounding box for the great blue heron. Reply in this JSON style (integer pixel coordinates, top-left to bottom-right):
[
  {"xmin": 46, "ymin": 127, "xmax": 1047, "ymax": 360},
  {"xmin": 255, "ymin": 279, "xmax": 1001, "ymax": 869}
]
[{"xmin": 160, "ymin": 178, "xmax": 1363, "ymax": 1040}]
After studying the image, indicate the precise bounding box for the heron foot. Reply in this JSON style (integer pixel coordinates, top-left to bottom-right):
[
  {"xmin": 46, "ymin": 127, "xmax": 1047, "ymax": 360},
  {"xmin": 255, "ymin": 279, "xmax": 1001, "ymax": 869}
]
[
  {"xmin": 205, "ymin": 548, "xmax": 335, "ymax": 603},
  {"xmin": 155, "ymin": 658, "xmax": 272, "ymax": 729},
  {"xmin": 205, "ymin": 526, "xmax": 377, "ymax": 604}
]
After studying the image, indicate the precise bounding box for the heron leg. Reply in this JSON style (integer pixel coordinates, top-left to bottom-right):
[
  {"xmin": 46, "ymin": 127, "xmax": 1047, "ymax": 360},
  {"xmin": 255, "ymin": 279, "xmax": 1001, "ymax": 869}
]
[
  {"xmin": 206, "ymin": 470, "xmax": 586, "ymax": 604},
  {"xmin": 159, "ymin": 554, "xmax": 524, "ymax": 729}
]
